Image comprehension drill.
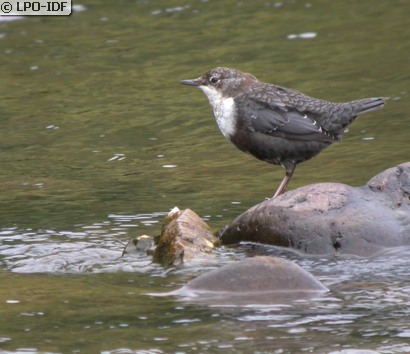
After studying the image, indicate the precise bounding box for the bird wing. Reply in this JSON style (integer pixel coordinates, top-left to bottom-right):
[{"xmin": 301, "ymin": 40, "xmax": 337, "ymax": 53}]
[{"xmin": 235, "ymin": 87, "xmax": 336, "ymax": 142}]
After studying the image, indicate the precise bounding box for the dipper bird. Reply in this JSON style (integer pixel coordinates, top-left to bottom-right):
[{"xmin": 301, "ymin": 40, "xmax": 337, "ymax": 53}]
[{"xmin": 180, "ymin": 67, "xmax": 385, "ymax": 197}]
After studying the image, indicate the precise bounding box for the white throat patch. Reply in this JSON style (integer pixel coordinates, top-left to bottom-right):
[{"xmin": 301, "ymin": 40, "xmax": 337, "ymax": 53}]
[{"xmin": 199, "ymin": 85, "xmax": 236, "ymax": 139}]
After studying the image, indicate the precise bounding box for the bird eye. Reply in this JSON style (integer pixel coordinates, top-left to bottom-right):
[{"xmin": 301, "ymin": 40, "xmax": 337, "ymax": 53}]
[{"xmin": 210, "ymin": 76, "xmax": 219, "ymax": 84}]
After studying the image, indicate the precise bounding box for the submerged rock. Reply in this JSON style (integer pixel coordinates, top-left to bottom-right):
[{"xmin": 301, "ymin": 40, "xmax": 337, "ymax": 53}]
[
  {"xmin": 186, "ymin": 256, "xmax": 327, "ymax": 292},
  {"xmin": 219, "ymin": 162, "xmax": 410, "ymax": 257},
  {"xmin": 174, "ymin": 256, "xmax": 327, "ymax": 305},
  {"xmin": 122, "ymin": 235, "xmax": 155, "ymax": 256},
  {"xmin": 153, "ymin": 207, "xmax": 218, "ymax": 266}
]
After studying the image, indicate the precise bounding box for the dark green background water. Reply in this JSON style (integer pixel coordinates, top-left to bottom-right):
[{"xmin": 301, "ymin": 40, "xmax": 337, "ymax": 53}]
[{"xmin": 0, "ymin": 0, "xmax": 409, "ymax": 353}]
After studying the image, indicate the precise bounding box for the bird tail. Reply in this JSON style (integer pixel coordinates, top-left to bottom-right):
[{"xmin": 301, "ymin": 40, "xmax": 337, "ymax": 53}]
[{"xmin": 352, "ymin": 97, "xmax": 385, "ymax": 116}]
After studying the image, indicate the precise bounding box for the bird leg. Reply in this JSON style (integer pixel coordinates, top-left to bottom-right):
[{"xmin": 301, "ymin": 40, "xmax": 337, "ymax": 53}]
[{"xmin": 273, "ymin": 163, "xmax": 296, "ymax": 198}]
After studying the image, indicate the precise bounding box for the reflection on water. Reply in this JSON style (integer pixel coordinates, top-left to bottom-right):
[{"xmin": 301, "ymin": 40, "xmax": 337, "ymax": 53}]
[{"xmin": 0, "ymin": 212, "xmax": 170, "ymax": 273}]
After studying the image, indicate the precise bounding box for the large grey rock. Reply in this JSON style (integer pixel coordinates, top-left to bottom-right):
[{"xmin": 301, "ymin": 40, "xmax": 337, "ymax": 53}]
[{"xmin": 219, "ymin": 163, "xmax": 410, "ymax": 257}]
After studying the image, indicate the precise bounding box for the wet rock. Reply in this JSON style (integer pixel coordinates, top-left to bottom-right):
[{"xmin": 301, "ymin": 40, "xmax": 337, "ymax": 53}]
[
  {"xmin": 153, "ymin": 207, "xmax": 218, "ymax": 266},
  {"xmin": 122, "ymin": 235, "xmax": 155, "ymax": 256},
  {"xmin": 175, "ymin": 256, "xmax": 327, "ymax": 304},
  {"xmin": 219, "ymin": 162, "xmax": 410, "ymax": 257}
]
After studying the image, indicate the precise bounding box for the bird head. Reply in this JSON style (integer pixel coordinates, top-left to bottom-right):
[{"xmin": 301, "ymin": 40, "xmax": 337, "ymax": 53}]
[{"xmin": 181, "ymin": 67, "xmax": 258, "ymax": 105}]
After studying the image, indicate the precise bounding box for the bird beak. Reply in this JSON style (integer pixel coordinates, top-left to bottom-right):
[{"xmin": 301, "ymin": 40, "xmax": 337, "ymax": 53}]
[{"xmin": 180, "ymin": 78, "xmax": 202, "ymax": 87}]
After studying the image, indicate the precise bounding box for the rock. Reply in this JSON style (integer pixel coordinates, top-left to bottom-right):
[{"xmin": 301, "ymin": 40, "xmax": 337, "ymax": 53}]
[
  {"xmin": 367, "ymin": 162, "xmax": 410, "ymax": 206},
  {"xmin": 219, "ymin": 163, "xmax": 410, "ymax": 257},
  {"xmin": 186, "ymin": 256, "xmax": 327, "ymax": 292},
  {"xmin": 122, "ymin": 235, "xmax": 155, "ymax": 256},
  {"xmin": 175, "ymin": 256, "xmax": 327, "ymax": 304},
  {"xmin": 153, "ymin": 207, "xmax": 218, "ymax": 266}
]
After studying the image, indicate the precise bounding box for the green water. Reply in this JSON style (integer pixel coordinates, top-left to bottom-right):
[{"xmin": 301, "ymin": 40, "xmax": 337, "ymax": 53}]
[{"xmin": 0, "ymin": 0, "xmax": 409, "ymax": 352}]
